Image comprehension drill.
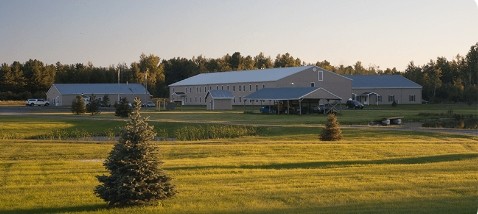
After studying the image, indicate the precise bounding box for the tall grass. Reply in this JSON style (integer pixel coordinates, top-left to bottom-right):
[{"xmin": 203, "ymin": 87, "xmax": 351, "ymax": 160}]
[
  {"xmin": 35, "ymin": 128, "xmax": 119, "ymax": 141},
  {"xmin": 175, "ymin": 125, "xmax": 260, "ymax": 140}
]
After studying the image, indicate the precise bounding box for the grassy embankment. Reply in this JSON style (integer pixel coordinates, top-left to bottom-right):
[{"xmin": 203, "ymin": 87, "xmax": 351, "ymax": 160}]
[{"xmin": 0, "ymin": 104, "xmax": 477, "ymax": 213}]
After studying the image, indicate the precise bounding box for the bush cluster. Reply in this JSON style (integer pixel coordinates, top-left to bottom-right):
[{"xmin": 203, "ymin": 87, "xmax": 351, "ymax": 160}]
[
  {"xmin": 175, "ymin": 125, "xmax": 259, "ymax": 141},
  {"xmin": 34, "ymin": 128, "xmax": 118, "ymax": 141}
]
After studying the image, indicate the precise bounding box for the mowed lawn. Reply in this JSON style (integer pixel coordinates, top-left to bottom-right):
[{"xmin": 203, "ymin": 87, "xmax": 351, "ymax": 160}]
[
  {"xmin": 0, "ymin": 132, "xmax": 477, "ymax": 213},
  {"xmin": 0, "ymin": 105, "xmax": 477, "ymax": 213}
]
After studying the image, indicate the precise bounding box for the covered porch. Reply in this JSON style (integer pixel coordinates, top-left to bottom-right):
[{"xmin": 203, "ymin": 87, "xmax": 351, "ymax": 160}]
[{"xmin": 244, "ymin": 87, "xmax": 342, "ymax": 115}]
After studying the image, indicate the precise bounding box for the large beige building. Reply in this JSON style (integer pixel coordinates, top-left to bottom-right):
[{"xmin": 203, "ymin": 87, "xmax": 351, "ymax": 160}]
[
  {"xmin": 169, "ymin": 66, "xmax": 423, "ymax": 110},
  {"xmin": 169, "ymin": 66, "xmax": 352, "ymax": 107}
]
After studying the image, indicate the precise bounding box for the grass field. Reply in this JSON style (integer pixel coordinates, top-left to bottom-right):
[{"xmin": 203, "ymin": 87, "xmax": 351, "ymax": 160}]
[{"xmin": 0, "ymin": 104, "xmax": 477, "ymax": 213}]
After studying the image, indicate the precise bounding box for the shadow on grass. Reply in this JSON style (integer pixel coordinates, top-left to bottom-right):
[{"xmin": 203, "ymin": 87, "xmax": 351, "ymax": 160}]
[
  {"xmin": 167, "ymin": 153, "xmax": 478, "ymax": 171},
  {"xmin": 205, "ymin": 195, "xmax": 477, "ymax": 214},
  {"xmin": 0, "ymin": 204, "xmax": 107, "ymax": 214}
]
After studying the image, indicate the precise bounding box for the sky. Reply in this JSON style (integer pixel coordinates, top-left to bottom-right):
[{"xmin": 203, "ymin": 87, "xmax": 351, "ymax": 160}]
[{"xmin": 0, "ymin": 0, "xmax": 477, "ymax": 71}]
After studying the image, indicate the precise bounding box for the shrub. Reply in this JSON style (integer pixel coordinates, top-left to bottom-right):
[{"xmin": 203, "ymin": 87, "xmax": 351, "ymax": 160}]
[
  {"xmin": 320, "ymin": 113, "xmax": 342, "ymax": 141},
  {"xmin": 95, "ymin": 98, "xmax": 175, "ymax": 207},
  {"xmin": 86, "ymin": 94, "xmax": 100, "ymax": 115},
  {"xmin": 114, "ymin": 97, "xmax": 131, "ymax": 117},
  {"xmin": 71, "ymin": 95, "xmax": 86, "ymax": 115},
  {"xmin": 102, "ymin": 94, "xmax": 111, "ymax": 107},
  {"xmin": 391, "ymin": 100, "xmax": 397, "ymax": 107}
]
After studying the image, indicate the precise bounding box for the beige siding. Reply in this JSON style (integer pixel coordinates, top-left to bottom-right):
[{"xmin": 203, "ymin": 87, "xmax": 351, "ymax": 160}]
[
  {"xmin": 276, "ymin": 67, "xmax": 352, "ymax": 103},
  {"xmin": 49, "ymin": 93, "xmax": 150, "ymax": 107},
  {"xmin": 170, "ymin": 82, "xmax": 275, "ymax": 106},
  {"xmin": 353, "ymin": 88, "xmax": 422, "ymax": 105},
  {"xmin": 206, "ymin": 98, "xmax": 232, "ymax": 110},
  {"xmin": 46, "ymin": 86, "xmax": 62, "ymax": 106}
]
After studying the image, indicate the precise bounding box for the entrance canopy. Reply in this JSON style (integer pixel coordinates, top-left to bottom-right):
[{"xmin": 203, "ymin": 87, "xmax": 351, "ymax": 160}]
[{"xmin": 359, "ymin": 91, "xmax": 380, "ymax": 105}]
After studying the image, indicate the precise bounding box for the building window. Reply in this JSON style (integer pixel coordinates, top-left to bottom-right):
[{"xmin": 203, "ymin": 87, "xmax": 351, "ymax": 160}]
[
  {"xmin": 221, "ymin": 85, "xmax": 224, "ymax": 90},
  {"xmin": 239, "ymin": 97, "xmax": 242, "ymax": 102},
  {"xmin": 216, "ymin": 85, "xmax": 219, "ymax": 90},
  {"xmin": 409, "ymin": 95, "xmax": 416, "ymax": 102},
  {"xmin": 239, "ymin": 86, "xmax": 241, "ymax": 91},
  {"xmin": 243, "ymin": 85, "xmax": 246, "ymax": 91},
  {"xmin": 233, "ymin": 97, "xmax": 236, "ymax": 103},
  {"xmin": 227, "ymin": 85, "xmax": 230, "ymax": 90},
  {"xmin": 378, "ymin": 96, "xmax": 382, "ymax": 102},
  {"xmin": 388, "ymin": 95, "xmax": 395, "ymax": 102},
  {"xmin": 318, "ymin": 70, "xmax": 324, "ymax": 81},
  {"xmin": 263, "ymin": 84, "xmax": 265, "ymax": 88},
  {"xmin": 233, "ymin": 85, "xmax": 236, "ymax": 91},
  {"xmin": 249, "ymin": 84, "xmax": 252, "ymax": 91},
  {"xmin": 255, "ymin": 85, "xmax": 258, "ymax": 91},
  {"xmin": 310, "ymin": 82, "xmax": 315, "ymax": 87}
]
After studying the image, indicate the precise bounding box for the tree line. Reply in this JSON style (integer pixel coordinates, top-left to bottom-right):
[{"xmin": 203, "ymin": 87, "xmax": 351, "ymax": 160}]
[{"xmin": 1, "ymin": 43, "xmax": 476, "ymax": 103}]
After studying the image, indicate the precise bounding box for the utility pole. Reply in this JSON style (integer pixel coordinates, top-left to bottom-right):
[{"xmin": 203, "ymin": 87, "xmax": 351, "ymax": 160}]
[
  {"xmin": 117, "ymin": 67, "xmax": 120, "ymax": 103},
  {"xmin": 145, "ymin": 68, "xmax": 148, "ymax": 94}
]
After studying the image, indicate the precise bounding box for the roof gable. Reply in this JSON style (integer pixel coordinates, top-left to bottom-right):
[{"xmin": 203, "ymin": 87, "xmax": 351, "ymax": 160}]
[
  {"xmin": 346, "ymin": 75, "xmax": 422, "ymax": 89},
  {"xmin": 52, "ymin": 83, "xmax": 149, "ymax": 95},
  {"xmin": 205, "ymin": 90, "xmax": 234, "ymax": 99},
  {"xmin": 245, "ymin": 87, "xmax": 341, "ymax": 100},
  {"xmin": 169, "ymin": 66, "xmax": 315, "ymax": 86}
]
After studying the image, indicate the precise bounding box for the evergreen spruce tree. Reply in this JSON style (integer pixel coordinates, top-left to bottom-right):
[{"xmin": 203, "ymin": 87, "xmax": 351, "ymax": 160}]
[
  {"xmin": 115, "ymin": 97, "xmax": 132, "ymax": 117},
  {"xmin": 95, "ymin": 98, "xmax": 175, "ymax": 207},
  {"xmin": 102, "ymin": 94, "xmax": 111, "ymax": 107},
  {"xmin": 320, "ymin": 113, "xmax": 342, "ymax": 141},
  {"xmin": 71, "ymin": 95, "xmax": 86, "ymax": 115},
  {"xmin": 86, "ymin": 94, "xmax": 100, "ymax": 115}
]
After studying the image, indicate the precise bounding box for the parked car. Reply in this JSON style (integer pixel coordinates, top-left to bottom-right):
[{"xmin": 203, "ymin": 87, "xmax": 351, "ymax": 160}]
[
  {"xmin": 26, "ymin": 99, "xmax": 49, "ymax": 106},
  {"xmin": 142, "ymin": 101, "xmax": 156, "ymax": 107},
  {"xmin": 346, "ymin": 99, "xmax": 364, "ymax": 109}
]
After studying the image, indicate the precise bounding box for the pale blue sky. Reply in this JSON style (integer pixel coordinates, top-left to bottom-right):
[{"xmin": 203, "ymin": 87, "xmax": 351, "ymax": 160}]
[{"xmin": 1, "ymin": 0, "xmax": 477, "ymax": 70}]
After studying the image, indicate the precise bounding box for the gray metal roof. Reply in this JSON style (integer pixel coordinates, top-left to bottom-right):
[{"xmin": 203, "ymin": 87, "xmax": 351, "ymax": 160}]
[
  {"xmin": 245, "ymin": 87, "xmax": 341, "ymax": 100},
  {"xmin": 346, "ymin": 75, "xmax": 422, "ymax": 89},
  {"xmin": 169, "ymin": 66, "xmax": 315, "ymax": 86},
  {"xmin": 52, "ymin": 83, "xmax": 149, "ymax": 95},
  {"xmin": 205, "ymin": 90, "xmax": 234, "ymax": 99}
]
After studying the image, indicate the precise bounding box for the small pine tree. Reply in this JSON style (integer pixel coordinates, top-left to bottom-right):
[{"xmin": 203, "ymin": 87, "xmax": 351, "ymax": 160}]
[
  {"xmin": 71, "ymin": 95, "xmax": 86, "ymax": 115},
  {"xmin": 320, "ymin": 113, "xmax": 342, "ymax": 141},
  {"xmin": 95, "ymin": 98, "xmax": 175, "ymax": 207},
  {"xmin": 87, "ymin": 94, "xmax": 100, "ymax": 115},
  {"xmin": 102, "ymin": 94, "xmax": 110, "ymax": 107},
  {"xmin": 115, "ymin": 97, "xmax": 132, "ymax": 117},
  {"xmin": 392, "ymin": 100, "xmax": 398, "ymax": 107}
]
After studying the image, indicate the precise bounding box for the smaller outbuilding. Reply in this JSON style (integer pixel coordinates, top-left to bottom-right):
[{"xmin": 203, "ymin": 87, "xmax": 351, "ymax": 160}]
[
  {"xmin": 46, "ymin": 83, "xmax": 151, "ymax": 106},
  {"xmin": 205, "ymin": 90, "xmax": 234, "ymax": 110}
]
